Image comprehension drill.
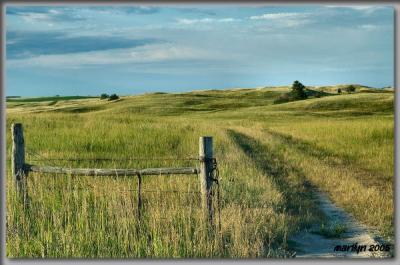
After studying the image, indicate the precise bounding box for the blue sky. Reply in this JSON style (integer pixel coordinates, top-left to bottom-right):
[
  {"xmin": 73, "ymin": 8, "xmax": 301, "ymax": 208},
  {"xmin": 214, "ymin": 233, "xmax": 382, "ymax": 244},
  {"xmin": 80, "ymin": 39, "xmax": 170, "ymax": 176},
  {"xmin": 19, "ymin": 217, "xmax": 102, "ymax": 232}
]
[{"xmin": 5, "ymin": 4, "xmax": 394, "ymax": 96}]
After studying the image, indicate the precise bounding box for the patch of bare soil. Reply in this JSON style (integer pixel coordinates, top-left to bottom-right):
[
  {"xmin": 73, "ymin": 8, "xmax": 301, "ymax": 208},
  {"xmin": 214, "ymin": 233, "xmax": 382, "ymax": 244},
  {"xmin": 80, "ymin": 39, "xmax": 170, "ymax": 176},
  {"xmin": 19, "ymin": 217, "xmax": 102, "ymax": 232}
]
[{"xmin": 290, "ymin": 191, "xmax": 392, "ymax": 258}]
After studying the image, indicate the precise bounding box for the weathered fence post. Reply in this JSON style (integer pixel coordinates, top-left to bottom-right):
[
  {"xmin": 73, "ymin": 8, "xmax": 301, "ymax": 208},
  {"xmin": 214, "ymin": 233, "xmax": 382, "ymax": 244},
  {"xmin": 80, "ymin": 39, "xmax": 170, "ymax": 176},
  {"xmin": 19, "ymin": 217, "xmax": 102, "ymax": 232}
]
[
  {"xmin": 11, "ymin": 123, "xmax": 27, "ymax": 202},
  {"xmin": 199, "ymin": 136, "xmax": 213, "ymax": 223}
]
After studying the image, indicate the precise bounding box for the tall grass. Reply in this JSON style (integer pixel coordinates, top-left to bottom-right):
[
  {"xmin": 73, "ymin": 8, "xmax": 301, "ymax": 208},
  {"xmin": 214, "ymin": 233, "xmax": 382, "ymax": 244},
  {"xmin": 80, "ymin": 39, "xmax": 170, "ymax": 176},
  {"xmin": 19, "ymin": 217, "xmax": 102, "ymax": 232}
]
[
  {"xmin": 233, "ymin": 123, "xmax": 394, "ymax": 240},
  {"xmin": 7, "ymin": 112, "xmax": 307, "ymax": 258},
  {"xmin": 6, "ymin": 89, "xmax": 394, "ymax": 257},
  {"xmin": 267, "ymin": 117, "xmax": 394, "ymax": 177}
]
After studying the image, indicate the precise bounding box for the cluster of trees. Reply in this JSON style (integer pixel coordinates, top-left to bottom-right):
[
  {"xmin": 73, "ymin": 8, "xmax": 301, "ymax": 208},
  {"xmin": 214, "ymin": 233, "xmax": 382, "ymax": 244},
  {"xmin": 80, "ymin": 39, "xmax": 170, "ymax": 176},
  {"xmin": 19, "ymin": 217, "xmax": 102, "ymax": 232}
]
[
  {"xmin": 274, "ymin": 80, "xmax": 308, "ymax": 104},
  {"xmin": 274, "ymin": 81, "xmax": 359, "ymax": 104},
  {"xmin": 100, "ymin": 93, "xmax": 119, "ymax": 101}
]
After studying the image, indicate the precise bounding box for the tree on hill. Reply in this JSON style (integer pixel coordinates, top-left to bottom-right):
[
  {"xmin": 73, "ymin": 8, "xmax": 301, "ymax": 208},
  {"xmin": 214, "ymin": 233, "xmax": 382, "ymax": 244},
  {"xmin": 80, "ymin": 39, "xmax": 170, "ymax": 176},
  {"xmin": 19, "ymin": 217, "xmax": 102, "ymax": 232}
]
[
  {"xmin": 337, "ymin": 88, "xmax": 342, "ymax": 94},
  {"xmin": 108, "ymin": 94, "xmax": 119, "ymax": 101},
  {"xmin": 291, "ymin": 80, "xmax": 308, "ymax": 100},
  {"xmin": 100, "ymin": 93, "xmax": 109, "ymax": 99},
  {"xmin": 345, "ymin": 85, "xmax": 356, "ymax": 93},
  {"xmin": 273, "ymin": 80, "xmax": 308, "ymax": 104}
]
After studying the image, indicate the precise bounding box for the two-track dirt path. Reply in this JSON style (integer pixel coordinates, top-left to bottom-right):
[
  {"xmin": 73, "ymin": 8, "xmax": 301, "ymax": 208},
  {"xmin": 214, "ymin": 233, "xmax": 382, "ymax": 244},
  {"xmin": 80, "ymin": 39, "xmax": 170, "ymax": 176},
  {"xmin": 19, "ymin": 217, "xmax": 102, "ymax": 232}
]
[
  {"xmin": 227, "ymin": 127, "xmax": 392, "ymax": 258},
  {"xmin": 290, "ymin": 191, "xmax": 391, "ymax": 258}
]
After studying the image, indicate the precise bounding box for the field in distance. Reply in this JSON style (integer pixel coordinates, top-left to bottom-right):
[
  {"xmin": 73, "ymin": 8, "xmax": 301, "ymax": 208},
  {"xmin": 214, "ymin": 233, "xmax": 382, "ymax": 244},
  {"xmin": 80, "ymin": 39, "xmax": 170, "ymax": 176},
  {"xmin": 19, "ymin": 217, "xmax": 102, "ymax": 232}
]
[{"xmin": 6, "ymin": 84, "xmax": 394, "ymax": 258}]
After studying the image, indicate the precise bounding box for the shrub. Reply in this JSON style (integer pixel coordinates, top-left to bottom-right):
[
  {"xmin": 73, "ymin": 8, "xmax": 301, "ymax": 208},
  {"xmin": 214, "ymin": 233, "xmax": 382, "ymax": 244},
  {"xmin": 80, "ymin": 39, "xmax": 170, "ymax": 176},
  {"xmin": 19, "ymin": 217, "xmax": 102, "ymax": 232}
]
[
  {"xmin": 337, "ymin": 88, "xmax": 342, "ymax": 94},
  {"xmin": 100, "ymin": 93, "xmax": 109, "ymax": 99},
  {"xmin": 273, "ymin": 81, "xmax": 310, "ymax": 104},
  {"xmin": 108, "ymin": 94, "xmax": 119, "ymax": 101},
  {"xmin": 345, "ymin": 85, "xmax": 356, "ymax": 93}
]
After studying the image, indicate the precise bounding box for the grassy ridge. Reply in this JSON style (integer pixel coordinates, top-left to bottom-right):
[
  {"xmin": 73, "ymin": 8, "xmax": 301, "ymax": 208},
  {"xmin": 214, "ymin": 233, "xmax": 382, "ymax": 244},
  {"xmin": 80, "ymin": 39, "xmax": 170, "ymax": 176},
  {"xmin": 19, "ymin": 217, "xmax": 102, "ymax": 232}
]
[
  {"xmin": 6, "ymin": 85, "xmax": 394, "ymax": 257},
  {"xmin": 6, "ymin": 96, "xmax": 96, "ymax": 102},
  {"xmin": 267, "ymin": 93, "xmax": 393, "ymax": 113}
]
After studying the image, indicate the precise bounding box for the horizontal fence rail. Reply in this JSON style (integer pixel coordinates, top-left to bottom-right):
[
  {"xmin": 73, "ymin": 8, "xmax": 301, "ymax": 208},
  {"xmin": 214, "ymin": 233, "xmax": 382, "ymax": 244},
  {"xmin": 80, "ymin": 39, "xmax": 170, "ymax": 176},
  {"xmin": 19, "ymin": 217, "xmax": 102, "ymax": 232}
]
[{"xmin": 24, "ymin": 165, "xmax": 200, "ymax": 176}]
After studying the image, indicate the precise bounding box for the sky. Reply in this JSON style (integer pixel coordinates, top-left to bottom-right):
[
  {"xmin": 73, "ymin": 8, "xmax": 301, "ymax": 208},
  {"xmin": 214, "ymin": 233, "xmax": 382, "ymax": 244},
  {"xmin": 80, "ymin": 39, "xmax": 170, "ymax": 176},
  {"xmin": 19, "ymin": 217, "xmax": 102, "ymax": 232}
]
[{"xmin": 5, "ymin": 4, "xmax": 394, "ymax": 96}]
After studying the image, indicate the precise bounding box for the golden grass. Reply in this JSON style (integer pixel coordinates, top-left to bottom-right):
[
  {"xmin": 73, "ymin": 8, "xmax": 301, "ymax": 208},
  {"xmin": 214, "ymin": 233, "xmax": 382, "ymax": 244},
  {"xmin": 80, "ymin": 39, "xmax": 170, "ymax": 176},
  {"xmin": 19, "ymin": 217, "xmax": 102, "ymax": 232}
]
[{"xmin": 6, "ymin": 88, "xmax": 394, "ymax": 257}]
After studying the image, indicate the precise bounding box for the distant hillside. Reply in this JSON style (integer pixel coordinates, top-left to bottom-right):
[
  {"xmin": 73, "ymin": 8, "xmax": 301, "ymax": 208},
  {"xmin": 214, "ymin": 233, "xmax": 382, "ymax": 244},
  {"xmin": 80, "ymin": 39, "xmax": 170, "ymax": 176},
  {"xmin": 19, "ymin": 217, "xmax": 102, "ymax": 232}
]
[
  {"xmin": 310, "ymin": 84, "xmax": 382, "ymax": 94},
  {"xmin": 6, "ymin": 84, "xmax": 393, "ymax": 116},
  {"xmin": 267, "ymin": 93, "xmax": 393, "ymax": 113},
  {"xmin": 6, "ymin": 96, "xmax": 96, "ymax": 102}
]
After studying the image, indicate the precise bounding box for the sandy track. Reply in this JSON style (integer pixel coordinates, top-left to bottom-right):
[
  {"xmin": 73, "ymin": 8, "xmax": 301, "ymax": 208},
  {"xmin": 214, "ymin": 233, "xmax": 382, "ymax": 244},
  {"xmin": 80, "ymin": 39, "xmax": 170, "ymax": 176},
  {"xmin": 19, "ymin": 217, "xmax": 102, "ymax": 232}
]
[{"xmin": 290, "ymin": 191, "xmax": 392, "ymax": 258}]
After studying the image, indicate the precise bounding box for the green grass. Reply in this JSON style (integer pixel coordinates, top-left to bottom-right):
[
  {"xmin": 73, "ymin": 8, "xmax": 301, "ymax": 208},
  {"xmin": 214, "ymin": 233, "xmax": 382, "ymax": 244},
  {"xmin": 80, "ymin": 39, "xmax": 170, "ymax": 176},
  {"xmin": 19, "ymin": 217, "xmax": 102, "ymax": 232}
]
[
  {"xmin": 6, "ymin": 96, "xmax": 97, "ymax": 102},
  {"xmin": 312, "ymin": 223, "xmax": 347, "ymax": 238},
  {"xmin": 6, "ymin": 85, "xmax": 394, "ymax": 257},
  {"xmin": 267, "ymin": 93, "xmax": 393, "ymax": 113}
]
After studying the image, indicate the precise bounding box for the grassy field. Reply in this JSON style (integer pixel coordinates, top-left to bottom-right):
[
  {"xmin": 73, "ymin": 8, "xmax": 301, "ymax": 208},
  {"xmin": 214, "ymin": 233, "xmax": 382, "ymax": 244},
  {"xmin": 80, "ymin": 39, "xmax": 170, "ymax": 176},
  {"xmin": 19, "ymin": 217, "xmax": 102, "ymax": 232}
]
[
  {"xmin": 6, "ymin": 85, "xmax": 394, "ymax": 258},
  {"xmin": 6, "ymin": 95, "xmax": 96, "ymax": 102}
]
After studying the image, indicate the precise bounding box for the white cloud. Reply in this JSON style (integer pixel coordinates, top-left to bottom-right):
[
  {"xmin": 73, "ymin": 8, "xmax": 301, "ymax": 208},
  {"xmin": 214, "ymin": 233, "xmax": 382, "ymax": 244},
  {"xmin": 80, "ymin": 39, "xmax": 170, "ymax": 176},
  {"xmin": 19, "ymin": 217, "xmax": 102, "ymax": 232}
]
[
  {"xmin": 325, "ymin": 5, "xmax": 386, "ymax": 14},
  {"xmin": 359, "ymin": 24, "xmax": 379, "ymax": 30},
  {"xmin": 21, "ymin": 12, "xmax": 53, "ymax": 23},
  {"xmin": 249, "ymin": 12, "xmax": 311, "ymax": 28},
  {"xmin": 177, "ymin": 17, "xmax": 238, "ymax": 25},
  {"xmin": 7, "ymin": 43, "xmax": 224, "ymax": 68},
  {"xmin": 48, "ymin": 9, "xmax": 61, "ymax": 15},
  {"xmin": 250, "ymin": 12, "xmax": 307, "ymax": 20}
]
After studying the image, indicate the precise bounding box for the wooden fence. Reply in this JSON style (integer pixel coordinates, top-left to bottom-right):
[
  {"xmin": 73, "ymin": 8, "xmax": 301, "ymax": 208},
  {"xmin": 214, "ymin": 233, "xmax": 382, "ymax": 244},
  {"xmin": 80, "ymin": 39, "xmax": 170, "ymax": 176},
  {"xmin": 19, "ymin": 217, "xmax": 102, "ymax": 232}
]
[{"xmin": 11, "ymin": 123, "xmax": 218, "ymax": 223}]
